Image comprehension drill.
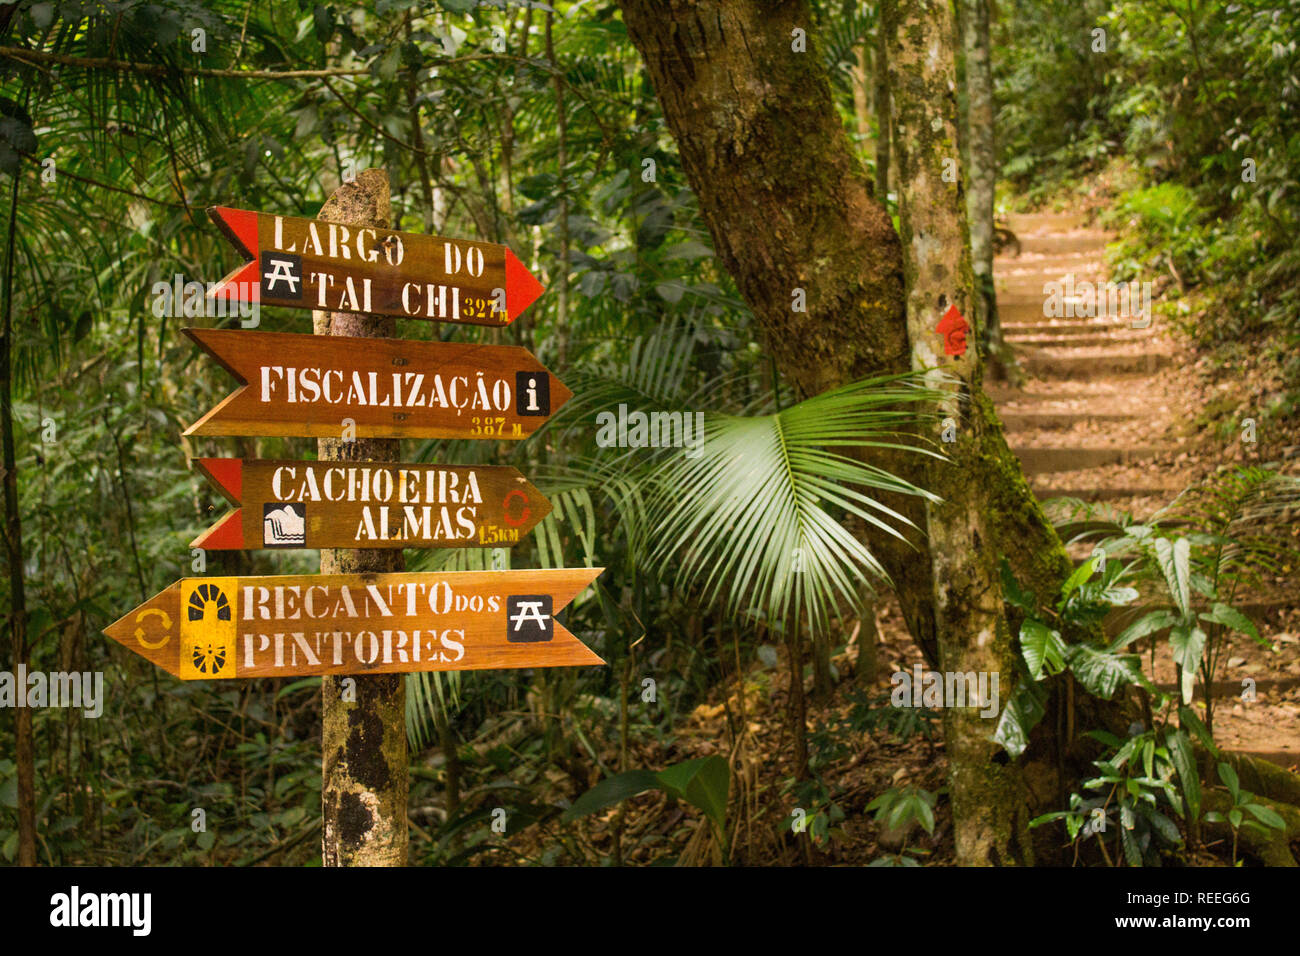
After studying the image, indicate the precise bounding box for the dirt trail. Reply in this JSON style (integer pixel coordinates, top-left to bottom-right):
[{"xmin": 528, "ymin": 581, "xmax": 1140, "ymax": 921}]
[{"xmin": 989, "ymin": 212, "xmax": 1300, "ymax": 770}]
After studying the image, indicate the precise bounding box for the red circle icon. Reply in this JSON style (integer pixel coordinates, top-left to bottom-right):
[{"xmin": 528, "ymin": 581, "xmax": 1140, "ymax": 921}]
[{"xmin": 502, "ymin": 489, "xmax": 531, "ymax": 528}]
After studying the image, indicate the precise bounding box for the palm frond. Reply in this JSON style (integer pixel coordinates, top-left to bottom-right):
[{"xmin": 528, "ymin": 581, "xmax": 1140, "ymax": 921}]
[{"xmin": 645, "ymin": 373, "xmax": 944, "ymax": 638}]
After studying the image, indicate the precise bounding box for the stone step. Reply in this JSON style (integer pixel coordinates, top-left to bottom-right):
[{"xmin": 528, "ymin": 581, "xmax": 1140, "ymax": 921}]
[
  {"xmin": 996, "ymin": 291, "xmax": 1119, "ymax": 307},
  {"xmin": 1230, "ymin": 752, "xmax": 1299, "ymax": 771},
  {"xmin": 1002, "ymin": 319, "xmax": 1129, "ymax": 334},
  {"xmin": 1007, "ymin": 334, "xmax": 1153, "ymax": 349},
  {"xmin": 1018, "ymin": 234, "xmax": 1110, "ymax": 256},
  {"xmin": 996, "ymin": 275, "xmax": 1111, "ymax": 295},
  {"xmin": 1001, "ymin": 411, "xmax": 1139, "ymax": 431},
  {"xmin": 1034, "ymin": 485, "xmax": 1182, "ymax": 502},
  {"xmin": 1004, "ymin": 212, "xmax": 1090, "ymax": 232},
  {"xmin": 1054, "ymin": 516, "xmax": 1192, "ymax": 538},
  {"xmin": 1012, "ymin": 446, "xmax": 1162, "ymax": 474},
  {"xmin": 1021, "ymin": 350, "xmax": 1173, "ymax": 378},
  {"xmin": 1151, "ymin": 676, "xmax": 1300, "ymax": 697}
]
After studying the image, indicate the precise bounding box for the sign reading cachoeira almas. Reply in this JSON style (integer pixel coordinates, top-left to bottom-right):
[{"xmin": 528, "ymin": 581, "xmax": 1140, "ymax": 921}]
[
  {"xmin": 191, "ymin": 458, "xmax": 551, "ymax": 550},
  {"xmin": 182, "ymin": 328, "xmax": 571, "ymax": 440},
  {"xmin": 207, "ymin": 206, "xmax": 545, "ymax": 326},
  {"xmin": 104, "ymin": 569, "xmax": 604, "ymax": 679}
]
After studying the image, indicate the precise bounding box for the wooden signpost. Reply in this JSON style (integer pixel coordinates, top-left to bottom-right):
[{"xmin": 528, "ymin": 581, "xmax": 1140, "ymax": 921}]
[
  {"xmin": 104, "ymin": 568, "xmax": 604, "ymax": 679},
  {"xmin": 207, "ymin": 206, "xmax": 546, "ymax": 326},
  {"xmin": 107, "ymin": 171, "xmax": 600, "ymax": 866},
  {"xmin": 181, "ymin": 327, "xmax": 572, "ymax": 440},
  {"xmin": 191, "ymin": 458, "xmax": 551, "ymax": 550}
]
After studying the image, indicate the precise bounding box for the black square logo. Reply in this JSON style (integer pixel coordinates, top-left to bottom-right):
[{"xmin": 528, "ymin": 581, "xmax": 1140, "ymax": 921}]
[
  {"xmin": 263, "ymin": 502, "xmax": 306, "ymax": 548},
  {"xmin": 506, "ymin": 595, "xmax": 553, "ymax": 643},
  {"xmin": 260, "ymin": 251, "xmax": 303, "ymax": 301},
  {"xmin": 515, "ymin": 371, "xmax": 550, "ymax": 417}
]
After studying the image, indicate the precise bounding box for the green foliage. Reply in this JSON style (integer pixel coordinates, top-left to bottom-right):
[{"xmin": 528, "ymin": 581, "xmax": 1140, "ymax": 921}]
[
  {"xmin": 993, "ymin": 555, "xmax": 1147, "ymax": 758},
  {"xmin": 1204, "ymin": 761, "xmax": 1287, "ymax": 866},
  {"xmin": 562, "ymin": 755, "xmax": 730, "ymax": 846},
  {"xmin": 865, "ymin": 784, "xmax": 936, "ymax": 867}
]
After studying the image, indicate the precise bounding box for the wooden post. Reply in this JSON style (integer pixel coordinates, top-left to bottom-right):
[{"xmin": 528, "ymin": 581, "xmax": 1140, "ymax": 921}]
[{"xmin": 315, "ymin": 169, "xmax": 408, "ymax": 866}]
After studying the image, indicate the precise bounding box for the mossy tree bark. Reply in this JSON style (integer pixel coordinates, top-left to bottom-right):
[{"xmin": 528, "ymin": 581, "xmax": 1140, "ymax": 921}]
[
  {"xmin": 961, "ymin": 0, "xmax": 1002, "ymax": 362},
  {"xmin": 617, "ymin": 0, "xmax": 1128, "ymax": 863},
  {"xmin": 886, "ymin": 0, "xmax": 1029, "ymax": 865},
  {"xmin": 315, "ymin": 169, "xmax": 409, "ymax": 867}
]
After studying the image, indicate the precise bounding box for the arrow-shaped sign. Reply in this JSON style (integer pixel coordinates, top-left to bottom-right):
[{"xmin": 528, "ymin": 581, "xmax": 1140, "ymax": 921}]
[
  {"xmin": 104, "ymin": 569, "xmax": 603, "ymax": 679},
  {"xmin": 181, "ymin": 328, "xmax": 572, "ymax": 440},
  {"xmin": 207, "ymin": 206, "xmax": 545, "ymax": 326},
  {"xmin": 192, "ymin": 458, "xmax": 551, "ymax": 551}
]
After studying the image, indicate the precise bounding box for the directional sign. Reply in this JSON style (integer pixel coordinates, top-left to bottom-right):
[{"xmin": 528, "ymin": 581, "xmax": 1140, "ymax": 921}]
[
  {"xmin": 104, "ymin": 569, "xmax": 604, "ymax": 679},
  {"xmin": 191, "ymin": 458, "xmax": 551, "ymax": 551},
  {"xmin": 207, "ymin": 206, "xmax": 545, "ymax": 326},
  {"xmin": 181, "ymin": 328, "xmax": 572, "ymax": 440}
]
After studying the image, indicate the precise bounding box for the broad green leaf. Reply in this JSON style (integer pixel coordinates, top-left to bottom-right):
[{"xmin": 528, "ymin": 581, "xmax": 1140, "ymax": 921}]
[
  {"xmin": 1198, "ymin": 603, "xmax": 1259, "ymax": 642},
  {"xmin": 1060, "ymin": 555, "xmax": 1099, "ymax": 602},
  {"xmin": 1217, "ymin": 762, "xmax": 1240, "ymax": 800},
  {"xmin": 656, "ymin": 756, "xmax": 730, "ymax": 837},
  {"xmin": 993, "ymin": 680, "xmax": 1047, "ymax": 759},
  {"xmin": 1000, "ymin": 558, "xmax": 1037, "ymax": 613},
  {"xmin": 1065, "ymin": 644, "xmax": 1144, "ymax": 699},
  {"xmin": 1167, "ymin": 730, "xmax": 1201, "ymax": 824},
  {"xmin": 561, "ymin": 770, "xmax": 660, "ymax": 822},
  {"xmin": 1109, "ymin": 610, "xmax": 1179, "ymax": 652},
  {"xmin": 1154, "ymin": 537, "xmax": 1192, "ymax": 617},
  {"xmin": 1169, "ymin": 625, "xmax": 1206, "ymax": 704},
  {"xmin": 1244, "ymin": 802, "xmax": 1286, "ymax": 830},
  {"xmin": 1119, "ymin": 819, "xmax": 1142, "ymax": 867},
  {"xmin": 1178, "ymin": 706, "xmax": 1219, "ymax": 757},
  {"xmin": 1021, "ymin": 619, "xmax": 1066, "ymax": 680}
]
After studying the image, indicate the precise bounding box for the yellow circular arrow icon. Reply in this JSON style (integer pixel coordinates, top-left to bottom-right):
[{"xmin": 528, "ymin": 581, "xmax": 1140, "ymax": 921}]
[{"xmin": 134, "ymin": 608, "xmax": 173, "ymax": 648}]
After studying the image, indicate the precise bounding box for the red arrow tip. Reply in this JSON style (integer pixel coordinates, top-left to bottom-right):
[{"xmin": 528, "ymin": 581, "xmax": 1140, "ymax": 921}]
[
  {"xmin": 192, "ymin": 509, "xmax": 245, "ymax": 551},
  {"xmin": 209, "ymin": 207, "xmax": 261, "ymax": 260},
  {"xmin": 195, "ymin": 458, "xmax": 242, "ymax": 503},
  {"xmin": 505, "ymin": 248, "xmax": 545, "ymax": 321}
]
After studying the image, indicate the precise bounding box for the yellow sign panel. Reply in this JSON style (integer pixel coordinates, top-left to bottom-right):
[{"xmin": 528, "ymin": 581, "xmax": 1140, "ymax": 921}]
[{"xmin": 180, "ymin": 578, "xmax": 237, "ymax": 679}]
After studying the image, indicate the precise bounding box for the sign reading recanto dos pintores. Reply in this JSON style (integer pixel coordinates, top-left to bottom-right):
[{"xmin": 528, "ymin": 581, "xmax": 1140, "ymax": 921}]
[{"xmin": 104, "ymin": 569, "xmax": 604, "ymax": 680}]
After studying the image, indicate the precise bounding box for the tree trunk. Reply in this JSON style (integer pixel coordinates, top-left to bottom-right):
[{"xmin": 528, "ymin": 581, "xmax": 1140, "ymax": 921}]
[
  {"xmin": 961, "ymin": 0, "xmax": 1002, "ymax": 363},
  {"xmin": 1, "ymin": 152, "xmax": 35, "ymax": 867},
  {"xmin": 616, "ymin": 0, "xmax": 1129, "ymax": 863},
  {"xmin": 316, "ymin": 170, "xmax": 409, "ymax": 867},
  {"xmin": 886, "ymin": 0, "xmax": 1029, "ymax": 864},
  {"xmin": 873, "ymin": 13, "xmax": 892, "ymax": 203}
]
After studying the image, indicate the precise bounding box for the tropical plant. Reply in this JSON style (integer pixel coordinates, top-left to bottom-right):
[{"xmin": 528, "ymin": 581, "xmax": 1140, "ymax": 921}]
[
  {"xmin": 1204, "ymin": 761, "xmax": 1287, "ymax": 866},
  {"xmin": 865, "ymin": 784, "xmax": 936, "ymax": 867},
  {"xmin": 562, "ymin": 754, "xmax": 731, "ymax": 860}
]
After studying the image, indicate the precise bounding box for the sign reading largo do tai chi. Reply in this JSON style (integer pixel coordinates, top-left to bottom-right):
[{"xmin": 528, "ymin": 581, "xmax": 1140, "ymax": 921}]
[
  {"xmin": 206, "ymin": 206, "xmax": 546, "ymax": 326},
  {"xmin": 191, "ymin": 458, "xmax": 551, "ymax": 550},
  {"xmin": 105, "ymin": 569, "xmax": 604, "ymax": 680}
]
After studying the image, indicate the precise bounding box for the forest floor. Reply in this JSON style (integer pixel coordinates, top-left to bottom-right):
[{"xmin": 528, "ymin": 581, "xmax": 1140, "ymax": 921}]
[{"xmin": 484, "ymin": 199, "xmax": 1300, "ymax": 868}]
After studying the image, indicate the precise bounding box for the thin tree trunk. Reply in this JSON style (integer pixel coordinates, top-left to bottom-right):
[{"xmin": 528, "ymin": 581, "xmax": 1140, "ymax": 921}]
[
  {"xmin": 546, "ymin": 11, "xmax": 570, "ymax": 369},
  {"xmin": 786, "ymin": 624, "xmax": 809, "ymax": 780},
  {"xmin": 616, "ymin": 0, "xmax": 1129, "ymax": 863},
  {"xmin": 874, "ymin": 14, "xmax": 891, "ymax": 203},
  {"xmin": 2, "ymin": 149, "xmax": 36, "ymax": 867},
  {"xmin": 887, "ymin": 0, "xmax": 1029, "ymax": 865},
  {"xmin": 856, "ymin": 595, "xmax": 878, "ymax": 687},
  {"xmin": 962, "ymin": 0, "xmax": 1002, "ymax": 363},
  {"xmin": 316, "ymin": 170, "xmax": 408, "ymax": 867}
]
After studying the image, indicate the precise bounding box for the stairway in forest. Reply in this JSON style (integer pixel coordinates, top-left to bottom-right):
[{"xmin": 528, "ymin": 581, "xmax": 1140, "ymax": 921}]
[{"xmin": 988, "ymin": 212, "xmax": 1300, "ymax": 770}]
